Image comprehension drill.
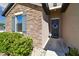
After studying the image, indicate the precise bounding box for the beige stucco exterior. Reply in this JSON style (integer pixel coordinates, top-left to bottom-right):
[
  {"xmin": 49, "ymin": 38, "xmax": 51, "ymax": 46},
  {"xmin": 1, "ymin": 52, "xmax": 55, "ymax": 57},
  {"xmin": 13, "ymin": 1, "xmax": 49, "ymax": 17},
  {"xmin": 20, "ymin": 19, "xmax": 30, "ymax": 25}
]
[{"xmin": 62, "ymin": 3, "xmax": 79, "ymax": 49}]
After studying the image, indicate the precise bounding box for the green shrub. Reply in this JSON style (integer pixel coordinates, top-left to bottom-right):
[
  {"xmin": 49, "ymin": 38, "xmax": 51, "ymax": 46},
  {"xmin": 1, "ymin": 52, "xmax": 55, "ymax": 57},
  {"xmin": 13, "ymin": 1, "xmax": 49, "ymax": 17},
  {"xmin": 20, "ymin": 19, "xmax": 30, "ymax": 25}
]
[
  {"xmin": 0, "ymin": 32, "xmax": 33, "ymax": 56},
  {"xmin": 65, "ymin": 47, "xmax": 79, "ymax": 56}
]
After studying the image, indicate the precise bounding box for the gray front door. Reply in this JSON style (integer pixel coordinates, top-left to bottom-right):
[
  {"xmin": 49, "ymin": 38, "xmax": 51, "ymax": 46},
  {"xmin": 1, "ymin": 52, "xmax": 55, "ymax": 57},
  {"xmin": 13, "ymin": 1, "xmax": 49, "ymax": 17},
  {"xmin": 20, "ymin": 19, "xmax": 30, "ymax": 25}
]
[{"xmin": 51, "ymin": 19, "xmax": 59, "ymax": 38}]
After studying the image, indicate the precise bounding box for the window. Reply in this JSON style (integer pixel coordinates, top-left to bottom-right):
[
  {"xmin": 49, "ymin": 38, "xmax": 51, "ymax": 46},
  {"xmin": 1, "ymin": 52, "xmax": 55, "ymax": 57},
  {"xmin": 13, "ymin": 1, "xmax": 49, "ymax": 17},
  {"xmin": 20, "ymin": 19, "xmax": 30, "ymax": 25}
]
[
  {"xmin": 12, "ymin": 12, "xmax": 26, "ymax": 33},
  {"xmin": 53, "ymin": 3, "xmax": 57, "ymax": 7},
  {"xmin": 45, "ymin": 3, "xmax": 49, "ymax": 8},
  {"xmin": 16, "ymin": 15, "xmax": 23, "ymax": 32}
]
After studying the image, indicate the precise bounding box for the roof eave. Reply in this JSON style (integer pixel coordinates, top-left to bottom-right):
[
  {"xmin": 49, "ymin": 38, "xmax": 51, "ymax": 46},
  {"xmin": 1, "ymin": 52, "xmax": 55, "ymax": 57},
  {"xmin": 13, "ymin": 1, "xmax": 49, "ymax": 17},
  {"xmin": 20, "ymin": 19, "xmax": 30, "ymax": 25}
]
[
  {"xmin": 2, "ymin": 3, "xmax": 14, "ymax": 16},
  {"xmin": 61, "ymin": 3, "xmax": 70, "ymax": 13},
  {"xmin": 2, "ymin": 3, "xmax": 70, "ymax": 16},
  {"xmin": 42, "ymin": 3, "xmax": 50, "ymax": 15}
]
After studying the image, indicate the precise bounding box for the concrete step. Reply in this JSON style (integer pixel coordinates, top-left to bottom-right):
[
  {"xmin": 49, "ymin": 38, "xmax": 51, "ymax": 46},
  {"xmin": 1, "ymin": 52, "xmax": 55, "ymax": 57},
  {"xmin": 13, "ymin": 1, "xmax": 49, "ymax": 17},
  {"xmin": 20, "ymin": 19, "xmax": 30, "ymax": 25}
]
[
  {"xmin": 45, "ymin": 50, "xmax": 58, "ymax": 56},
  {"xmin": 31, "ymin": 48, "xmax": 46, "ymax": 56},
  {"xmin": 31, "ymin": 48, "xmax": 58, "ymax": 56}
]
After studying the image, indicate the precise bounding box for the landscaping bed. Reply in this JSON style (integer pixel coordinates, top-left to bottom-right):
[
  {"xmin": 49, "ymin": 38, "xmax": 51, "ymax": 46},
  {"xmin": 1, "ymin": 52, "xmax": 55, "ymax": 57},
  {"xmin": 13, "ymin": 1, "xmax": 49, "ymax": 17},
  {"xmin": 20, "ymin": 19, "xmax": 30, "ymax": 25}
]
[
  {"xmin": 65, "ymin": 47, "xmax": 79, "ymax": 56},
  {"xmin": 0, "ymin": 32, "xmax": 33, "ymax": 56}
]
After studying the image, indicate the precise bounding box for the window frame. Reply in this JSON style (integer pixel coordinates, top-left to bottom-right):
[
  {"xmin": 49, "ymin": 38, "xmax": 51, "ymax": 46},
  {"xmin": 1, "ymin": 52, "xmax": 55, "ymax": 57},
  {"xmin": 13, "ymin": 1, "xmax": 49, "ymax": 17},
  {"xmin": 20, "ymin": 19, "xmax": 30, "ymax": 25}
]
[
  {"xmin": 14, "ymin": 12, "xmax": 24, "ymax": 33},
  {"xmin": 53, "ymin": 3, "xmax": 57, "ymax": 7}
]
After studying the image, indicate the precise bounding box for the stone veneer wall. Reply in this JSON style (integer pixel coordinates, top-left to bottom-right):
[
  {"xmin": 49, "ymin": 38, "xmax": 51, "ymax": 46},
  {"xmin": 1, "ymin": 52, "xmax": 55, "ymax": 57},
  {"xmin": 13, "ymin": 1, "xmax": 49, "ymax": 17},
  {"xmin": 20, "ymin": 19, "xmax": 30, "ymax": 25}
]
[{"xmin": 6, "ymin": 3, "xmax": 43, "ymax": 48}]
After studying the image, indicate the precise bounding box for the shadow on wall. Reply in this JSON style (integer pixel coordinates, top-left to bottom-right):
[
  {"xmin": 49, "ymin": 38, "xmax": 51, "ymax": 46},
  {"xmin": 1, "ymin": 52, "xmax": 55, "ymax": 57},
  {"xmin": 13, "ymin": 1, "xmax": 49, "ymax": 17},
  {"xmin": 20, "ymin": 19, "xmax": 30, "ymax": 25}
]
[{"xmin": 42, "ymin": 10, "xmax": 49, "ymax": 23}]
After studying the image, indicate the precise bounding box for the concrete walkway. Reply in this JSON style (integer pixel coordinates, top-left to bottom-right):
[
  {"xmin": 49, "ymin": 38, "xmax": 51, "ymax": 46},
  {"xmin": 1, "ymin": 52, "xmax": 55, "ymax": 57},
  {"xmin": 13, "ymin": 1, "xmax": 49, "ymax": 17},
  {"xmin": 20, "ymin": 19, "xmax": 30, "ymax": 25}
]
[
  {"xmin": 31, "ymin": 38, "xmax": 69, "ymax": 56},
  {"xmin": 44, "ymin": 38, "xmax": 69, "ymax": 56},
  {"xmin": 31, "ymin": 48, "xmax": 58, "ymax": 56}
]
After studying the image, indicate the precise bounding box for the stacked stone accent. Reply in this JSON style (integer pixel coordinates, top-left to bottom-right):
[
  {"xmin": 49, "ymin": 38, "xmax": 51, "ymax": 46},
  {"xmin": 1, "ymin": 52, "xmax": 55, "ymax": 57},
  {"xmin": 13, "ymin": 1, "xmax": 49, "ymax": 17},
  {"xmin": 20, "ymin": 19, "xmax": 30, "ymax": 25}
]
[{"xmin": 6, "ymin": 3, "xmax": 43, "ymax": 48}]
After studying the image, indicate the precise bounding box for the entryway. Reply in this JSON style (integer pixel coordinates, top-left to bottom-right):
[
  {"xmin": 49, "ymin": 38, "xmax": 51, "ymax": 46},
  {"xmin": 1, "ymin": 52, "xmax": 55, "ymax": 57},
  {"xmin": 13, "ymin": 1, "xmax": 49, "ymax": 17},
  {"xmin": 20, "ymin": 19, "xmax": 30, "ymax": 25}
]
[{"xmin": 43, "ymin": 18, "xmax": 68, "ymax": 56}]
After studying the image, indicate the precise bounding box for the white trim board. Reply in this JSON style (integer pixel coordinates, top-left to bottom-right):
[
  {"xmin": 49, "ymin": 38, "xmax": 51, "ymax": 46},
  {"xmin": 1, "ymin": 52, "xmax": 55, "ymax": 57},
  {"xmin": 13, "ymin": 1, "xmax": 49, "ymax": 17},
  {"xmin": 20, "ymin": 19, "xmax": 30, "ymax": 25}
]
[
  {"xmin": 49, "ymin": 6, "xmax": 62, "ymax": 10},
  {"xmin": 14, "ymin": 12, "xmax": 23, "ymax": 16},
  {"xmin": 51, "ymin": 18, "xmax": 60, "ymax": 20}
]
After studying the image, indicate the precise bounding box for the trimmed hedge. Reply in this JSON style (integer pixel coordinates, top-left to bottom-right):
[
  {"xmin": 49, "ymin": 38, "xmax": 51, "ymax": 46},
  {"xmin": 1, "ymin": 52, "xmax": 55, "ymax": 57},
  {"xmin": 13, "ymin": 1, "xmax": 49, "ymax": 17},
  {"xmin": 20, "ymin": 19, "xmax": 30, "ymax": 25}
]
[{"xmin": 0, "ymin": 32, "xmax": 33, "ymax": 56}]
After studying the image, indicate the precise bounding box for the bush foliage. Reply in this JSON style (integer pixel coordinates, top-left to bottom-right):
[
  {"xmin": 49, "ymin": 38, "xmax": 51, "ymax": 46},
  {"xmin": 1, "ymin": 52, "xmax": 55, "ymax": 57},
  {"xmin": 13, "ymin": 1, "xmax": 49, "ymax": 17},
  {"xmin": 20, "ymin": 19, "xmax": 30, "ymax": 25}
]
[
  {"xmin": 65, "ymin": 47, "xmax": 79, "ymax": 56},
  {"xmin": 0, "ymin": 32, "xmax": 33, "ymax": 56}
]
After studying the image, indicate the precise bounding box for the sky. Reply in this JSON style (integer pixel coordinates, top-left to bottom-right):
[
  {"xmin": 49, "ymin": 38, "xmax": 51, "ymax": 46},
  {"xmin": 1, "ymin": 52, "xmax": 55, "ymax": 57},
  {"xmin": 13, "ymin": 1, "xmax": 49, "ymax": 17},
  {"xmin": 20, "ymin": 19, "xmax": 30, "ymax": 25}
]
[
  {"xmin": 0, "ymin": 3, "xmax": 22, "ymax": 24},
  {"xmin": 0, "ymin": 3, "xmax": 8, "ymax": 24},
  {"xmin": 17, "ymin": 15, "xmax": 23, "ymax": 23}
]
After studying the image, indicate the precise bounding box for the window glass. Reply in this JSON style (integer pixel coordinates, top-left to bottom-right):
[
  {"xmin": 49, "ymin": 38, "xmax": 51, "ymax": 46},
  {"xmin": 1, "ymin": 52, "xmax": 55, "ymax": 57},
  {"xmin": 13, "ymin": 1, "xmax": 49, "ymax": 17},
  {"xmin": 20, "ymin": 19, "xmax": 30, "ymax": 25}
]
[
  {"xmin": 53, "ymin": 3, "xmax": 57, "ymax": 7},
  {"xmin": 16, "ymin": 15, "xmax": 23, "ymax": 32}
]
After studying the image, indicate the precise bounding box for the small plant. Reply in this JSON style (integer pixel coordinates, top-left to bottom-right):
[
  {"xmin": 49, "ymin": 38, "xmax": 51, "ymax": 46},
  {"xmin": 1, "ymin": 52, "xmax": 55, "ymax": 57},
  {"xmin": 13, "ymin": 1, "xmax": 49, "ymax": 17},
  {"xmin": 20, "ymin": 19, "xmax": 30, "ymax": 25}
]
[
  {"xmin": 65, "ymin": 47, "xmax": 79, "ymax": 56},
  {"xmin": 0, "ymin": 32, "xmax": 33, "ymax": 56}
]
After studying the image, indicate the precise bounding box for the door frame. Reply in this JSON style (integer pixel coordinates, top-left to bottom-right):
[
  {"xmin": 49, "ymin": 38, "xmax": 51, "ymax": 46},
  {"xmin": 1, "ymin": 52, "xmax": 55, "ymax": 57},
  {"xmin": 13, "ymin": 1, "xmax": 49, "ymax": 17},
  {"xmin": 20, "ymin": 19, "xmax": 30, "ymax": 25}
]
[{"xmin": 50, "ymin": 17, "xmax": 60, "ymax": 38}]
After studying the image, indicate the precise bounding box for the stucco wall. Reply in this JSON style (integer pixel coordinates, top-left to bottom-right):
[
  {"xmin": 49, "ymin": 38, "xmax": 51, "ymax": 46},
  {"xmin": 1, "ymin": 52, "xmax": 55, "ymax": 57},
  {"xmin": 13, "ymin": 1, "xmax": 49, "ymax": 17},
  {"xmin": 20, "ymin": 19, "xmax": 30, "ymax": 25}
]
[
  {"xmin": 62, "ymin": 4, "xmax": 79, "ymax": 49},
  {"xmin": 6, "ymin": 3, "xmax": 43, "ymax": 48}
]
